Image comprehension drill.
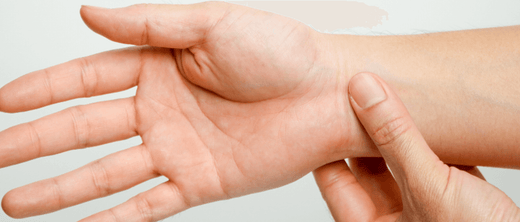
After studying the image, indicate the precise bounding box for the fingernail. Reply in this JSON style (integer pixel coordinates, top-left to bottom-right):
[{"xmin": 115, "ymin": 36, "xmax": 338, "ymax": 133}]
[
  {"xmin": 81, "ymin": 5, "xmax": 107, "ymax": 10},
  {"xmin": 349, "ymin": 73, "xmax": 387, "ymax": 109}
]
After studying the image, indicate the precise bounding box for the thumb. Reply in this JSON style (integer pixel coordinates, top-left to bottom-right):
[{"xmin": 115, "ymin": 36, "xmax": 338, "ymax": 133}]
[
  {"xmin": 80, "ymin": 2, "xmax": 230, "ymax": 48},
  {"xmin": 348, "ymin": 72, "xmax": 449, "ymax": 195}
]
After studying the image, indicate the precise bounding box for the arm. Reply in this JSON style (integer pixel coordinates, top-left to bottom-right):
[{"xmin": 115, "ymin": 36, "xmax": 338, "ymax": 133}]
[
  {"xmin": 0, "ymin": 2, "xmax": 518, "ymax": 220},
  {"xmin": 327, "ymin": 26, "xmax": 520, "ymax": 168},
  {"xmin": 314, "ymin": 72, "xmax": 520, "ymax": 221}
]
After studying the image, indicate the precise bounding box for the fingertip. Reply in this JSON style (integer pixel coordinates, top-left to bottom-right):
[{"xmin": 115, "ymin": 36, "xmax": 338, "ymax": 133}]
[
  {"xmin": 2, "ymin": 190, "xmax": 25, "ymax": 219},
  {"xmin": 80, "ymin": 5, "xmax": 137, "ymax": 46},
  {"xmin": 79, "ymin": 4, "xmax": 154, "ymax": 46},
  {"xmin": 0, "ymin": 84, "xmax": 20, "ymax": 113},
  {"xmin": 313, "ymin": 160, "xmax": 355, "ymax": 196},
  {"xmin": 348, "ymin": 72, "xmax": 414, "ymax": 141},
  {"xmin": 2, "ymin": 183, "xmax": 61, "ymax": 218},
  {"xmin": 348, "ymin": 72, "xmax": 445, "ymax": 189},
  {"xmin": 0, "ymin": 87, "xmax": 7, "ymax": 113},
  {"xmin": 314, "ymin": 160, "xmax": 378, "ymax": 221},
  {"xmin": 313, "ymin": 160, "xmax": 350, "ymax": 184},
  {"xmin": 347, "ymin": 72, "xmax": 414, "ymax": 150},
  {"xmin": 348, "ymin": 72, "xmax": 387, "ymax": 110},
  {"xmin": 79, "ymin": 2, "xmax": 232, "ymax": 48},
  {"xmin": 80, "ymin": 5, "xmax": 108, "ymax": 16},
  {"xmin": 79, "ymin": 5, "xmax": 107, "ymax": 38},
  {"xmin": 79, "ymin": 5, "xmax": 97, "ymax": 22},
  {"xmin": 0, "ymin": 74, "xmax": 51, "ymax": 113},
  {"xmin": 79, "ymin": 5, "xmax": 89, "ymax": 21}
]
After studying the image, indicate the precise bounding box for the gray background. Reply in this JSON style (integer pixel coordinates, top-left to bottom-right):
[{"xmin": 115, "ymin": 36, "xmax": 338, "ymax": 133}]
[{"xmin": 1, "ymin": 0, "xmax": 520, "ymax": 221}]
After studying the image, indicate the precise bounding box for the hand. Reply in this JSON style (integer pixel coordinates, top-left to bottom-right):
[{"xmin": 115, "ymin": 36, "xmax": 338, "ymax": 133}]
[
  {"xmin": 0, "ymin": 2, "xmax": 356, "ymax": 221},
  {"xmin": 314, "ymin": 72, "xmax": 520, "ymax": 221}
]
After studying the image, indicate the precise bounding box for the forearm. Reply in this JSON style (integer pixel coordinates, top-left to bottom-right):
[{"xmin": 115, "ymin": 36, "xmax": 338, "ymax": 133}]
[{"xmin": 333, "ymin": 25, "xmax": 520, "ymax": 168}]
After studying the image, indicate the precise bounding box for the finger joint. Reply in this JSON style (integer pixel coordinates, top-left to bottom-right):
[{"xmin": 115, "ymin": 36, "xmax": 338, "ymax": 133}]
[
  {"xmin": 68, "ymin": 106, "xmax": 90, "ymax": 148},
  {"xmin": 26, "ymin": 122, "xmax": 43, "ymax": 158},
  {"xmin": 107, "ymin": 208, "xmax": 120, "ymax": 222},
  {"xmin": 51, "ymin": 177, "xmax": 64, "ymax": 210},
  {"xmin": 42, "ymin": 68, "xmax": 54, "ymax": 104},
  {"xmin": 78, "ymin": 57, "xmax": 98, "ymax": 98},
  {"xmin": 141, "ymin": 17, "xmax": 150, "ymax": 45},
  {"xmin": 89, "ymin": 160, "xmax": 112, "ymax": 197},
  {"xmin": 372, "ymin": 115, "xmax": 412, "ymax": 148},
  {"xmin": 168, "ymin": 183, "xmax": 191, "ymax": 209},
  {"xmin": 134, "ymin": 194, "xmax": 154, "ymax": 222}
]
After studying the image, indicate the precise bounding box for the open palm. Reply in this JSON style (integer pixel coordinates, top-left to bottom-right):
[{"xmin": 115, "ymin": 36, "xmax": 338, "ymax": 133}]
[{"xmin": 1, "ymin": 2, "xmax": 354, "ymax": 221}]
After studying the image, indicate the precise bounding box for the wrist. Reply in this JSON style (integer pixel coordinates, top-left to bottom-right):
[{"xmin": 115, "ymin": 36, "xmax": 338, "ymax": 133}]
[{"xmin": 313, "ymin": 33, "xmax": 382, "ymax": 164}]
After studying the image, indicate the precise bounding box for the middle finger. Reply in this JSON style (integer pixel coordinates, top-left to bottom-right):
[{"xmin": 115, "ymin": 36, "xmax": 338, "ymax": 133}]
[
  {"xmin": 0, "ymin": 97, "xmax": 137, "ymax": 168},
  {"xmin": 348, "ymin": 158, "xmax": 403, "ymax": 216}
]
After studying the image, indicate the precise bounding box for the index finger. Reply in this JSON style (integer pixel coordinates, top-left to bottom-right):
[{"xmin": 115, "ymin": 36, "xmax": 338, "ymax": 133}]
[
  {"xmin": 0, "ymin": 47, "xmax": 154, "ymax": 113},
  {"xmin": 313, "ymin": 160, "xmax": 379, "ymax": 222}
]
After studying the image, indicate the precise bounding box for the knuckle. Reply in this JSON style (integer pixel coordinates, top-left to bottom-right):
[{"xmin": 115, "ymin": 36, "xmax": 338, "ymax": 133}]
[
  {"xmin": 89, "ymin": 160, "xmax": 111, "ymax": 197},
  {"xmin": 140, "ymin": 17, "xmax": 150, "ymax": 45},
  {"xmin": 316, "ymin": 164, "xmax": 357, "ymax": 193},
  {"xmin": 107, "ymin": 208, "xmax": 120, "ymax": 222},
  {"xmin": 51, "ymin": 178, "xmax": 64, "ymax": 210},
  {"xmin": 134, "ymin": 194, "xmax": 154, "ymax": 222},
  {"xmin": 168, "ymin": 183, "xmax": 191, "ymax": 209},
  {"xmin": 322, "ymin": 173, "xmax": 357, "ymax": 193},
  {"xmin": 371, "ymin": 115, "xmax": 412, "ymax": 148},
  {"xmin": 68, "ymin": 106, "xmax": 90, "ymax": 148},
  {"xmin": 125, "ymin": 98, "xmax": 138, "ymax": 135},
  {"xmin": 42, "ymin": 68, "xmax": 54, "ymax": 104},
  {"xmin": 78, "ymin": 57, "xmax": 98, "ymax": 97},
  {"xmin": 26, "ymin": 122, "xmax": 43, "ymax": 158}
]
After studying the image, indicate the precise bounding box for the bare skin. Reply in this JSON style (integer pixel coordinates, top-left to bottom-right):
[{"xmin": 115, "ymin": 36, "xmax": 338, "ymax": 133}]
[
  {"xmin": 314, "ymin": 73, "xmax": 520, "ymax": 221},
  {"xmin": 0, "ymin": 2, "xmax": 519, "ymax": 221},
  {"xmin": 338, "ymin": 29, "xmax": 520, "ymax": 168},
  {"xmin": 0, "ymin": 3, "xmax": 354, "ymax": 221}
]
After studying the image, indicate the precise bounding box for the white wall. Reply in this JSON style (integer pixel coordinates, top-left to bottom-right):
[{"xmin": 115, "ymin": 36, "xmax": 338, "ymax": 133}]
[{"xmin": 1, "ymin": 0, "xmax": 519, "ymax": 221}]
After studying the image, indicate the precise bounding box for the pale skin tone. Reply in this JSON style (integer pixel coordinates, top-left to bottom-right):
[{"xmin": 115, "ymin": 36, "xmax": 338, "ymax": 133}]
[
  {"xmin": 0, "ymin": 2, "xmax": 519, "ymax": 221},
  {"xmin": 314, "ymin": 72, "xmax": 520, "ymax": 221}
]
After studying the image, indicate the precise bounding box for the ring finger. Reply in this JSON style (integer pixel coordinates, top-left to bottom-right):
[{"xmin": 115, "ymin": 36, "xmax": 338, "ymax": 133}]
[{"xmin": 2, "ymin": 144, "xmax": 158, "ymax": 218}]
